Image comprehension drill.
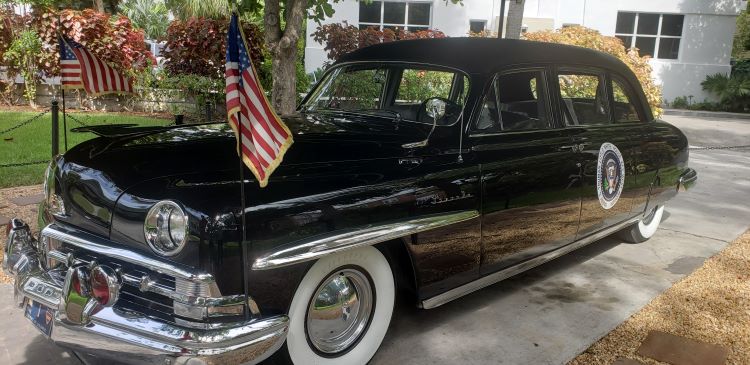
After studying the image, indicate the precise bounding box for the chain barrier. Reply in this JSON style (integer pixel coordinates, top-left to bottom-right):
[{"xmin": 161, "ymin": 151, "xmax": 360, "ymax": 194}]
[
  {"xmin": 690, "ymin": 145, "xmax": 750, "ymax": 151},
  {"xmin": 0, "ymin": 160, "xmax": 49, "ymax": 168},
  {"xmin": 64, "ymin": 112, "xmax": 90, "ymax": 127},
  {"xmin": 0, "ymin": 110, "xmax": 49, "ymax": 136}
]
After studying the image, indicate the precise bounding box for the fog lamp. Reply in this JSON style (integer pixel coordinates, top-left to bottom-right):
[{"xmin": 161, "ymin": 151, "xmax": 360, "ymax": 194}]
[{"xmin": 90, "ymin": 265, "xmax": 119, "ymax": 307}]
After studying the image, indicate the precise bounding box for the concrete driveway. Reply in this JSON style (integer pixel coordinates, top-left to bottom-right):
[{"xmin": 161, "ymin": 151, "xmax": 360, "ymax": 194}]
[{"xmin": 1, "ymin": 114, "xmax": 749, "ymax": 365}]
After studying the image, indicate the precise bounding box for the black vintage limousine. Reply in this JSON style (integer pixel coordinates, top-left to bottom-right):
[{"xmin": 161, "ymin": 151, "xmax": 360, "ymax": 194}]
[{"xmin": 4, "ymin": 38, "xmax": 696, "ymax": 364}]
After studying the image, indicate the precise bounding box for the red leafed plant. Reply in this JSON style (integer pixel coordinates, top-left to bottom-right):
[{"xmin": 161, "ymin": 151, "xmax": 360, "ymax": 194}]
[
  {"xmin": 162, "ymin": 17, "xmax": 265, "ymax": 80},
  {"xmin": 33, "ymin": 9, "xmax": 155, "ymax": 78},
  {"xmin": 312, "ymin": 22, "xmax": 447, "ymax": 62},
  {"xmin": 0, "ymin": 9, "xmax": 17, "ymax": 62},
  {"xmin": 0, "ymin": 9, "xmax": 31, "ymax": 65}
]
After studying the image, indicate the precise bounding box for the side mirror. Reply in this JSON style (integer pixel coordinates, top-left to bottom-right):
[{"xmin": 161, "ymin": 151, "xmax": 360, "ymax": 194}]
[
  {"xmin": 402, "ymin": 97, "xmax": 453, "ymax": 149},
  {"xmin": 425, "ymin": 98, "xmax": 447, "ymax": 120}
]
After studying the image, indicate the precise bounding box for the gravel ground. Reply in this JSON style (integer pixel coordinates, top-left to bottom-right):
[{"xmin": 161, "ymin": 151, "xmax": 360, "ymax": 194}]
[
  {"xmin": 0, "ymin": 184, "xmax": 43, "ymax": 284},
  {"xmin": 569, "ymin": 229, "xmax": 750, "ymax": 365}
]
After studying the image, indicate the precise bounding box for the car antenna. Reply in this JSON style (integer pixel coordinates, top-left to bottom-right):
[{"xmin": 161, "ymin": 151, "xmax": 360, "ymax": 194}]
[{"xmin": 457, "ymin": 108, "xmax": 465, "ymax": 163}]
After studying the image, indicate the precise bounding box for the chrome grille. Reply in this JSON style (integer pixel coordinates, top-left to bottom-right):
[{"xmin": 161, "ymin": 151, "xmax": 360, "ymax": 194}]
[
  {"xmin": 40, "ymin": 223, "xmax": 252, "ymax": 327},
  {"xmin": 59, "ymin": 243, "xmax": 187, "ymax": 324}
]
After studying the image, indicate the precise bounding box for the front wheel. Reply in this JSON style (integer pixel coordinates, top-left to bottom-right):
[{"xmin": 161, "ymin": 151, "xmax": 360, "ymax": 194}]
[
  {"xmin": 283, "ymin": 246, "xmax": 395, "ymax": 365},
  {"xmin": 618, "ymin": 205, "xmax": 665, "ymax": 243}
]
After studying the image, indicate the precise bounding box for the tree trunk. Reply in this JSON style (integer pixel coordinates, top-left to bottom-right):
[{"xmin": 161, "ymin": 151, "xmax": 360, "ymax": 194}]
[
  {"xmin": 505, "ymin": 0, "xmax": 526, "ymax": 39},
  {"xmin": 264, "ymin": 0, "xmax": 306, "ymax": 116},
  {"xmin": 93, "ymin": 0, "xmax": 105, "ymax": 13},
  {"xmin": 269, "ymin": 45, "xmax": 298, "ymax": 115}
]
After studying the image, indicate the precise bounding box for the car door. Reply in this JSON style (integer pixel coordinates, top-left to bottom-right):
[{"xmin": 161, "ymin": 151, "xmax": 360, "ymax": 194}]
[
  {"xmin": 554, "ymin": 67, "xmax": 641, "ymax": 237},
  {"xmin": 470, "ymin": 68, "xmax": 583, "ymax": 275}
]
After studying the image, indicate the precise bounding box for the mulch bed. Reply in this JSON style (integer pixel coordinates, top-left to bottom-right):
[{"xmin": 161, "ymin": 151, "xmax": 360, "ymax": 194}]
[{"xmin": 569, "ymin": 230, "xmax": 750, "ymax": 365}]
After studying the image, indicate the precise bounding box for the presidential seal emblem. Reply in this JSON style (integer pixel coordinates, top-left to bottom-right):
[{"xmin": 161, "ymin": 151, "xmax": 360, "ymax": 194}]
[{"xmin": 597, "ymin": 142, "xmax": 625, "ymax": 210}]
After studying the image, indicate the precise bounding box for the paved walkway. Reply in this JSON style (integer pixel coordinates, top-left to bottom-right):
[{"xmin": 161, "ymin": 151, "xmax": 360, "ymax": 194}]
[{"xmin": 0, "ymin": 285, "xmax": 79, "ymax": 364}]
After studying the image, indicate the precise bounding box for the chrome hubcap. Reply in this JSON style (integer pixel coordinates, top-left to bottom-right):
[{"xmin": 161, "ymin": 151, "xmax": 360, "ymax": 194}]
[{"xmin": 306, "ymin": 268, "xmax": 373, "ymax": 355}]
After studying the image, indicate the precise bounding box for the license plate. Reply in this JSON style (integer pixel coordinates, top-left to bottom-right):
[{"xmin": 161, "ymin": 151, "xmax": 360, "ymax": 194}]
[{"xmin": 24, "ymin": 300, "xmax": 54, "ymax": 337}]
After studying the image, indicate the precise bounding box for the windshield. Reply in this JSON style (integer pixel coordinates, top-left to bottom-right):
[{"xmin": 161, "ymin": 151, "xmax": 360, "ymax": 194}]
[{"xmin": 303, "ymin": 64, "xmax": 470, "ymax": 126}]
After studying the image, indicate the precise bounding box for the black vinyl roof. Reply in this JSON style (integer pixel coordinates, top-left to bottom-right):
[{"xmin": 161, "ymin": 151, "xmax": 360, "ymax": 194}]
[{"xmin": 336, "ymin": 38, "xmax": 633, "ymax": 76}]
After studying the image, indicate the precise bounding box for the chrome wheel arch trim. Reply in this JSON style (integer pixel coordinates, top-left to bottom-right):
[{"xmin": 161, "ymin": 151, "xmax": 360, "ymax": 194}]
[
  {"xmin": 420, "ymin": 216, "xmax": 640, "ymax": 309},
  {"xmin": 252, "ymin": 210, "xmax": 480, "ymax": 270}
]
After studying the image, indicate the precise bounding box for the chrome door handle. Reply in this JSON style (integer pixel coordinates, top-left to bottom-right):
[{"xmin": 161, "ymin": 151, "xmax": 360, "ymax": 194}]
[
  {"xmin": 559, "ymin": 145, "xmax": 580, "ymax": 153},
  {"xmin": 559, "ymin": 144, "xmax": 587, "ymax": 153},
  {"xmin": 398, "ymin": 158, "xmax": 422, "ymax": 166}
]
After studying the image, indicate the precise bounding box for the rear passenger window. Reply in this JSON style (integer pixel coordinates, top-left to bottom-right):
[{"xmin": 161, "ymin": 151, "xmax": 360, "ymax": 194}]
[
  {"xmin": 611, "ymin": 78, "xmax": 641, "ymax": 122},
  {"xmin": 558, "ymin": 72, "xmax": 610, "ymax": 125},
  {"xmin": 475, "ymin": 70, "xmax": 550, "ymax": 133}
]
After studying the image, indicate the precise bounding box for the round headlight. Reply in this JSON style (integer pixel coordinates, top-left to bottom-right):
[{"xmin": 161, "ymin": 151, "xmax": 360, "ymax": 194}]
[{"xmin": 144, "ymin": 200, "xmax": 188, "ymax": 256}]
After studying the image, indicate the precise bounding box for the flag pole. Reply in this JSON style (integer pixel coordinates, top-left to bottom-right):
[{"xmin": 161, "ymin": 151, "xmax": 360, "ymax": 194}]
[
  {"xmin": 57, "ymin": 10, "xmax": 68, "ymax": 152},
  {"xmin": 230, "ymin": 4, "xmax": 251, "ymax": 321}
]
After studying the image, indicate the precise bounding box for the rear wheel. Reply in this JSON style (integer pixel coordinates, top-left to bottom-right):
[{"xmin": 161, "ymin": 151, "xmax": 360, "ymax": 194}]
[
  {"xmin": 618, "ymin": 205, "xmax": 665, "ymax": 243},
  {"xmin": 283, "ymin": 246, "xmax": 395, "ymax": 365}
]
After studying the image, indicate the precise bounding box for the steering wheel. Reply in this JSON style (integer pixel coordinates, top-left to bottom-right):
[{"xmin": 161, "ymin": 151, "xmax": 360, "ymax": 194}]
[{"xmin": 416, "ymin": 97, "xmax": 461, "ymax": 125}]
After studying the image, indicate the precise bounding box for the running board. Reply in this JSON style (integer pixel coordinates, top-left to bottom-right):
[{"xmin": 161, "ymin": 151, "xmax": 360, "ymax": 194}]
[{"xmin": 420, "ymin": 217, "xmax": 639, "ymax": 309}]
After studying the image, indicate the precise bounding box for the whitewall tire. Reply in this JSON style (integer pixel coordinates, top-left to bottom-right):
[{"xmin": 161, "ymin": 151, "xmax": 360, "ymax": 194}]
[
  {"xmin": 618, "ymin": 205, "xmax": 665, "ymax": 243},
  {"xmin": 285, "ymin": 245, "xmax": 395, "ymax": 365}
]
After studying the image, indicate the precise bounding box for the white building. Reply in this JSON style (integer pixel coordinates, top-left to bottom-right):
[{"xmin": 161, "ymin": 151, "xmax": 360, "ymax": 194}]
[{"xmin": 304, "ymin": 0, "xmax": 746, "ymax": 103}]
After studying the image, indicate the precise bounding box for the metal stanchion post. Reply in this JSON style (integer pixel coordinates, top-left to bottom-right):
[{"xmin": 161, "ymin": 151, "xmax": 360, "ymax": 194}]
[
  {"xmin": 51, "ymin": 100, "xmax": 59, "ymax": 157},
  {"xmin": 205, "ymin": 100, "xmax": 213, "ymax": 123}
]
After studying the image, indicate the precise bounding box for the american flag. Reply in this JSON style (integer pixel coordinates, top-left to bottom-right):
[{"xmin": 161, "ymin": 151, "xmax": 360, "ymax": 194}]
[
  {"xmin": 225, "ymin": 14, "xmax": 292, "ymax": 188},
  {"xmin": 59, "ymin": 37, "xmax": 83, "ymax": 90},
  {"xmin": 58, "ymin": 36, "xmax": 133, "ymax": 95}
]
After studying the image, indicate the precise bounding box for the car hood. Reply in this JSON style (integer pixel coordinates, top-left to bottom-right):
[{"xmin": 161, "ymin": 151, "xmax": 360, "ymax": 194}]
[{"xmin": 54, "ymin": 112, "xmax": 434, "ymax": 243}]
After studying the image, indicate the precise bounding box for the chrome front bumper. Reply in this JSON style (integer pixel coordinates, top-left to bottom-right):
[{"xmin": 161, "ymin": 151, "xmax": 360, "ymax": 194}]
[{"xmin": 3, "ymin": 219, "xmax": 288, "ymax": 365}]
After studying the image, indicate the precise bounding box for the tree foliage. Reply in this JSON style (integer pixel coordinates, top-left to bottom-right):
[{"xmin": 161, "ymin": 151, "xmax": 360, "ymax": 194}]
[
  {"xmin": 164, "ymin": 0, "xmax": 459, "ymax": 114},
  {"xmin": 524, "ymin": 25, "xmax": 663, "ymax": 117},
  {"xmin": 734, "ymin": 9, "xmax": 750, "ymax": 59},
  {"xmin": 165, "ymin": 0, "xmax": 262, "ymax": 20},
  {"xmin": 0, "ymin": 7, "xmax": 26, "ymax": 63},
  {"xmin": 162, "ymin": 16, "xmax": 265, "ymax": 80},
  {"xmin": 117, "ymin": 0, "xmax": 168, "ymax": 39},
  {"xmin": 312, "ymin": 22, "xmax": 447, "ymax": 62},
  {"xmin": 3, "ymin": 29, "xmax": 41, "ymax": 104},
  {"xmin": 701, "ymin": 72, "xmax": 750, "ymax": 112},
  {"xmin": 33, "ymin": 8, "xmax": 154, "ymax": 77},
  {"xmin": 3, "ymin": 0, "xmax": 122, "ymax": 12}
]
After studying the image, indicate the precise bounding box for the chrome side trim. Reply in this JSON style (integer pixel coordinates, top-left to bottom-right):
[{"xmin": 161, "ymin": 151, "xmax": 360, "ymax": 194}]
[
  {"xmin": 420, "ymin": 217, "xmax": 639, "ymax": 309},
  {"xmin": 42, "ymin": 224, "xmax": 214, "ymax": 283},
  {"xmin": 252, "ymin": 210, "xmax": 480, "ymax": 270}
]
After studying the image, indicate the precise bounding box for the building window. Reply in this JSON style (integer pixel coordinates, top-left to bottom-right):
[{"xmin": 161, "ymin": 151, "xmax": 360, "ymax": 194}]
[
  {"xmin": 359, "ymin": 1, "xmax": 432, "ymax": 32},
  {"xmin": 470, "ymin": 20, "xmax": 486, "ymax": 33},
  {"xmin": 615, "ymin": 12, "xmax": 684, "ymax": 60}
]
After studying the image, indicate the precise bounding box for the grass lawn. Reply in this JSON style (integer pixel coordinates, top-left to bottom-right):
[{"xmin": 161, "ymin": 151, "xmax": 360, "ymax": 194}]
[{"xmin": 0, "ymin": 110, "xmax": 170, "ymax": 188}]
